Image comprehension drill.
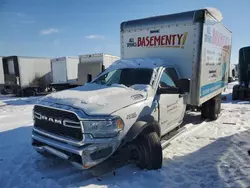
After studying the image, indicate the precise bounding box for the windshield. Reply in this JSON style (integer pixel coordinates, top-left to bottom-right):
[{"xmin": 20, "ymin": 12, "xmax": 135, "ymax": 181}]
[{"xmin": 92, "ymin": 68, "xmax": 153, "ymax": 87}]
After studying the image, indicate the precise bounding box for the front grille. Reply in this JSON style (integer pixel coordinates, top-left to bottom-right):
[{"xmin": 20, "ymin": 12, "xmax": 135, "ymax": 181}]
[{"xmin": 33, "ymin": 105, "xmax": 83, "ymax": 141}]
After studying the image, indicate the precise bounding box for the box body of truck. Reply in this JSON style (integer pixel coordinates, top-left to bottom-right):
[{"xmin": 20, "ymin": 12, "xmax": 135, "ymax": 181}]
[
  {"xmin": 77, "ymin": 53, "xmax": 120, "ymax": 85},
  {"xmin": 2, "ymin": 56, "xmax": 52, "ymax": 95},
  {"xmin": 121, "ymin": 9, "xmax": 232, "ymax": 106}
]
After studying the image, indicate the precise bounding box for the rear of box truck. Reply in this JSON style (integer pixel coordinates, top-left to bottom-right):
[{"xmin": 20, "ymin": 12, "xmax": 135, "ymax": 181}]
[
  {"xmin": 198, "ymin": 11, "xmax": 232, "ymax": 104},
  {"xmin": 77, "ymin": 54, "xmax": 119, "ymax": 85},
  {"xmin": 78, "ymin": 54, "xmax": 103, "ymax": 85},
  {"xmin": 51, "ymin": 57, "xmax": 67, "ymax": 84},
  {"xmin": 66, "ymin": 57, "xmax": 79, "ymax": 84},
  {"xmin": 2, "ymin": 56, "xmax": 18, "ymax": 87},
  {"xmin": 103, "ymin": 55, "xmax": 120, "ymax": 69}
]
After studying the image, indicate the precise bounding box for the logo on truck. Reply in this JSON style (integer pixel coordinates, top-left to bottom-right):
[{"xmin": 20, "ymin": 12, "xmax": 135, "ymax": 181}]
[
  {"xmin": 34, "ymin": 112, "xmax": 80, "ymax": 128},
  {"xmin": 204, "ymin": 27, "xmax": 230, "ymax": 51},
  {"xmin": 127, "ymin": 32, "xmax": 188, "ymax": 49},
  {"xmin": 36, "ymin": 114, "xmax": 63, "ymax": 125}
]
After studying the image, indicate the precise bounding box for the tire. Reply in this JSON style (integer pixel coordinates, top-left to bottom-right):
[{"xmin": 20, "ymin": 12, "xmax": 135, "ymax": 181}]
[
  {"xmin": 23, "ymin": 88, "xmax": 36, "ymax": 97},
  {"xmin": 232, "ymin": 89, "xmax": 238, "ymax": 100},
  {"xmin": 130, "ymin": 132, "xmax": 162, "ymax": 170},
  {"xmin": 201, "ymin": 100, "xmax": 209, "ymax": 119},
  {"xmin": 210, "ymin": 96, "xmax": 220, "ymax": 120},
  {"xmin": 238, "ymin": 89, "xmax": 245, "ymax": 100},
  {"xmin": 232, "ymin": 85, "xmax": 239, "ymax": 100},
  {"xmin": 201, "ymin": 94, "xmax": 221, "ymax": 121},
  {"xmin": 1, "ymin": 88, "xmax": 7, "ymax": 95}
]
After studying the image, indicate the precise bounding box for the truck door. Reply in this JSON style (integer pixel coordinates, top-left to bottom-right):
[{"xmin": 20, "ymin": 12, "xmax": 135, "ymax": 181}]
[{"xmin": 156, "ymin": 68, "xmax": 186, "ymax": 136}]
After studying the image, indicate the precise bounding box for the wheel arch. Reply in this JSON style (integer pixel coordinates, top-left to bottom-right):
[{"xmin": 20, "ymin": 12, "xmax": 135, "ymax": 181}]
[{"xmin": 124, "ymin": 115, "xmax": 161, "ymax": 143}]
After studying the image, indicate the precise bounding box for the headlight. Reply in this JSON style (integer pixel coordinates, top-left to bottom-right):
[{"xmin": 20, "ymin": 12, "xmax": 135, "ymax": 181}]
[{"xmin": 81, "ymin": 117, "xmax": 124, "ymax": 138}]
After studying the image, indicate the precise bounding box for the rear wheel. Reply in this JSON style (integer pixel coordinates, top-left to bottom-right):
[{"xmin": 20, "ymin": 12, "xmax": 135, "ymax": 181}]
[
  {"xmin": 129, "ymin": 132, "xmax": 162, "ymax": 170},
  {"xmin": 1, "ymin": 88, "xmax": 7, "ymax": 95},
  {"xmin": 23, "ymin": 88, "xmax": 37, "ymax": 97},
  {"xmin": 201, "ymin": 94, "xmax": 221, "ymax": 120},
  {"xmin": 232, "ymin": 85, "xmax": 239, "ymax": 100}
]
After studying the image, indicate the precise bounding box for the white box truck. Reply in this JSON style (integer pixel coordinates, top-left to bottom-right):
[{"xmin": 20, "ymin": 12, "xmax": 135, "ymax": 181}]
[
  {"xmin": 32, "ymin": 8, "xmax": 232, "ymax": 171},
  {"xmin": 77, "ymin": 53, "xmax": 120, "ymax": 85},
  {"xmin": 50, "ymin": 56, "xmax": 79, "ymax": 91},
  {"xmin": 2, "ymin": 56, "xmax": 52, "ymax": 96}
]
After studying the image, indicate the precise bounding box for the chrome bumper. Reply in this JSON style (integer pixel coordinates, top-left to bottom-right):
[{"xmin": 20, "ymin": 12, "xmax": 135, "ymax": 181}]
[{"xmin": 32, "ymin": 129, "xmax": 119, "ymax": 169}]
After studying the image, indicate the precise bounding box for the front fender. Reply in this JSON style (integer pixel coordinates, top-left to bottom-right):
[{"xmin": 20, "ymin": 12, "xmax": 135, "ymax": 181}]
[{"xmin": 124, "ymin": 116, "xmax": 160, "ymax": 143}]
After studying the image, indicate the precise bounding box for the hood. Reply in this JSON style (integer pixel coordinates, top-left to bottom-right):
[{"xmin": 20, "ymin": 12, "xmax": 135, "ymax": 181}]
[{"xmin": 41, "ymin": 83, "xmax": 149, "ymax": 115}]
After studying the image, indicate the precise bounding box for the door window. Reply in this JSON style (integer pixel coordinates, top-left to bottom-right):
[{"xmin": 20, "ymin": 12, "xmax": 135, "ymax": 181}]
[
  {"xmin": 166, "ymin": 68, "xmax": 179, "ymax": 84},
  {"xmin": 159, "ymin": 69, "xmax": 176, "ymax": 88}
]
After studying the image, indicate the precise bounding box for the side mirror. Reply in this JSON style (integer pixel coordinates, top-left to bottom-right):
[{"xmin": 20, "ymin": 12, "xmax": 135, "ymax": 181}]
[
  {"xmin": 232, "ymin": 69, "xmax": 235, "ymax": 77},
  {"xmin": 87, "ymin": 74, "xmax": 92, "ymax": 83},
  {"xmin": 177, "ymin": 78, "xmax": 190, "ymax": 93}
]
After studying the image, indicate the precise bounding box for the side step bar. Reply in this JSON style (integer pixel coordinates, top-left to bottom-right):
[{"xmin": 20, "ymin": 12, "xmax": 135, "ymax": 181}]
[{"xmin": 161, "ymin": 127, "xmax": 187, "ymax": 149}]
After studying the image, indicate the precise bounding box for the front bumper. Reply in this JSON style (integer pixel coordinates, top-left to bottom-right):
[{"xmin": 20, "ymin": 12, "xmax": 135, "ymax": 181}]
[{"xmin": 32, "ymin": 129, "xmax": 120, "ymax": 169}]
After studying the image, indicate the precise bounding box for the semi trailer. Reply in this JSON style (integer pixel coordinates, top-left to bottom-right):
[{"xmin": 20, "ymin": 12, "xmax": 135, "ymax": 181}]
[
  {"xmin": 1, "ymin": 56, "xmax": 52, "ymax": 96},
  {"xmin": 32, "ymin": 8, "xmax": 231, "ymax": 170},
  {"xmin": 77, "ymin": 53, "xmax": 120, "ymax": 85}
]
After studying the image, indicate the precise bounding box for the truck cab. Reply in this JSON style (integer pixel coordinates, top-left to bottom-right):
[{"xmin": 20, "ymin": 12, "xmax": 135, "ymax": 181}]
[{"xmin": 32, "ymin": 58, "xmax": 189, "ymax": 170}]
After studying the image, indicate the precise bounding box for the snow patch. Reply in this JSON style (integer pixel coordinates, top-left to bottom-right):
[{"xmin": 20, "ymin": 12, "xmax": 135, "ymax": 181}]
[
  {"xmin": 103, "ymin": 58, "xmax": 165, "ymax": 73},
  {"xmin": 0, "ymin": 100, "xmax": 6, "ymax": 107},
  {"xmin": 205, "ymin": 7, "xmax": 223, "ymax": 21},
  {"xmin": 41, "ymin": 83, "xmax": 148, "ymax": 115}
]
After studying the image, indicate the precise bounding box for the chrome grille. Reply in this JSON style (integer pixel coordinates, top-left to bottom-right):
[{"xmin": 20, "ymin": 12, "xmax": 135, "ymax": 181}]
[{"xmin": 33, "ymin": 105, "xmax": 83, "ymax": 141}]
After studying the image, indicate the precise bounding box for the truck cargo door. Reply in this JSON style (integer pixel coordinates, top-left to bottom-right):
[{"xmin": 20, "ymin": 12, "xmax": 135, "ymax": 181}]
[
  {"xmin": 52, "ymin": 60, "xmax": 67, "ymax": 84},
  {"xmin": 157, "ymin": 69, "xmax": 185, "ymax": 136},
  {"xmin": 2, "ymin": 56, "xmax": 20, "ymax": 85},
  {"xmin": 77, "ymin": 62, "xmax": 102, "ymax": 85}
]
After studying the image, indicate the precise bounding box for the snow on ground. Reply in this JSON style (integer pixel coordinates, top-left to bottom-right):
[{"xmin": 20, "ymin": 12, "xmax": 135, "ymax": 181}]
[{"xmin": 1, "ymin": 82, "xmax": 250, "ymax": 188}]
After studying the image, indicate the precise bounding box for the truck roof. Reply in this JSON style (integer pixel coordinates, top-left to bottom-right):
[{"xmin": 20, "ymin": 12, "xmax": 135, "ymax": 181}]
[
  {"xmin": 51, "ymin": 56, "xmax": 78, "ymax": 61},
  {"xmin": 2, "ymin": 56, "xmax": 52, "ymax": 59},
  {"xmin": 79, "ymin": 53, "xmax": 119, "ymax": 58},
  {"xmin": 121, "ymin": 8, "xmax": 229, "ymax": 32}
]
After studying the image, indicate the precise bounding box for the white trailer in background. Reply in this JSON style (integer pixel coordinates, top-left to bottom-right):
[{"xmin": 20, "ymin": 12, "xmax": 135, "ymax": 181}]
[
  {"xmin": 77, "ymin": 53, "xmax": 120, "ymax": 85},
  {"xmin": 0, "ymin": 56, "xmax": 4, "ymax": 90},
  {"xmin": 50, "ymin": 56, "xmax": 79, "ymax": 91},
  {"xmin": 1, "ymin": 56, "xmax": 52, "ymax": 96}
]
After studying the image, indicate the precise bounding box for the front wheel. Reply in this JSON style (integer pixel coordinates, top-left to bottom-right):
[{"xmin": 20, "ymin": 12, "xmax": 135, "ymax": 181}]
[{"xmin": 129, "ymin": 132, "xmax": 162, "ymax": 170}]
